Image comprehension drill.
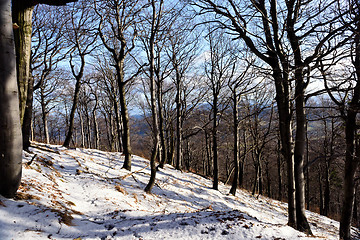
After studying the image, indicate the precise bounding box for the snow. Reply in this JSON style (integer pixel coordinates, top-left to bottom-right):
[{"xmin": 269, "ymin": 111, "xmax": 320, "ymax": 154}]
[{"xmin": 0, "ymin": 142, "xmax": 358, "ymax": 240}]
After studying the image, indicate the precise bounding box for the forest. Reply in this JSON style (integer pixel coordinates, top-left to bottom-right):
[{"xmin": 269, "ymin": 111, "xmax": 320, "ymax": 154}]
[{"xmin": 0, "ymin": 0, "xmax": 359, "ymax": 239}]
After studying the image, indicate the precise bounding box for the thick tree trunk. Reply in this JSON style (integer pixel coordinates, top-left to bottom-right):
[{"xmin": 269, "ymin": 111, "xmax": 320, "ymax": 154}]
[
  {"xmin": 12, "ymin": 2, "xmax": 33, "ymax": 126},
  {"xmin": 294, "ymin": 80, "xmax": 312, "ymax": 234},
  {"xmin": 339, "ymin": 115, "xmax": 359, "ymax": 240},
  {"xmin": 0, "ymin": 0, "xmax": 23, "ymax": 198},
  {"xmin": 273, "ymin": 67, "xmax": 296, "ymax": 228},
  {"xmin": 339, "ymin": 10, "xmax": 360, "ymax": 239}
]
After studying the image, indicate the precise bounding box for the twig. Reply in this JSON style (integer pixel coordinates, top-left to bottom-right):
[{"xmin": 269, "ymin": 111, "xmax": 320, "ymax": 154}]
[{"xmin": 26, "ymin": 154, "xmax": 37, "ymax": 166}]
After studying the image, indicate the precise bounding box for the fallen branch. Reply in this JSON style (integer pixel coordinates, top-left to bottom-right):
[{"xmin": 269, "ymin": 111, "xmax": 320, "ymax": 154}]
[
  {"xmin": 120, "ymin": 164, "xmax": 149, "ymax": 180},
  {"xmin": 30, "ymin": 144, "xmax": 60, "ymax": 154}
]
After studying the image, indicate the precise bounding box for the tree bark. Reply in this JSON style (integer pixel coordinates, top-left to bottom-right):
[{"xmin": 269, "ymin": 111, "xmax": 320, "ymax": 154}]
[
  {"xmin": 144, "ymin": 0, "xmax": 162, "ymax": 193},
  {"xmin": 212, "ymin": 94, "xmax": 219, "ymax": 190},
  {"xmin": 12, "ymin": 0, "xmax": 76, "ymax": 149},
  {"xmin": 230, "ymin": 91, "xmax": 239, "ymax": 195},
  {"xmin": 12, "ymin": 2, "xmax": 33, "ymax": 127},
  {"xmin": 118, "ymin": 79, "xmax": 132, "ymax": 171},
  {"xmin": 0, "ymin": 0, "xmax": 23, "ymax": 198},
  {"xmin": 63, "ymin": 73, "xmax": 82, "ymax": 148},
  {"xmin": 175, "ymin": 72, "xmax": 182, "ymax": 171},
  {"xmin": 339, "ymin": 6, "xmax": 360, "ymax": 239},
  {"xmin": 22, "ymin": 75, "xmax": 34, "ymax": 150}
]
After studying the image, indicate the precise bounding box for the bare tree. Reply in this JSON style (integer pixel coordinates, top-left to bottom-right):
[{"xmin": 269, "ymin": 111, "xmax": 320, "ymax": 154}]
[
  {"xmin": 144, "ymin": 0, "xmax": 164, "ymax": 193},
  {"xmin": 63, "ymin": 0, "xmax": 97, "ymax": 148},
  {"xmin": 11, "ymin": 0, "xmax": 76, "ymax": 150},
  {"xmin": 94, "ymin": 0, "xmax": 146, "ymax": 171},
  {"xmin": 0, "ymin": 0, "xmax": 23, "ymax": 198},
  {"xmin": 193, "ymin": 0, "xmax": 350, "ymax": 233},
  {"xmin": 204, "ymin": 29, "xmax": 234, "ymax": 190},
  {"xmin": 228, "ymin": 54, "xmax": 255, "ymax": 195}
]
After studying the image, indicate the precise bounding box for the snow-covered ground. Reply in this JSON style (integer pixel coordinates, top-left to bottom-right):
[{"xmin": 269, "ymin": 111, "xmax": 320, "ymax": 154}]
[{"xmin": 0, "ymin": 142, "xmax": 358, "ymax": 240}]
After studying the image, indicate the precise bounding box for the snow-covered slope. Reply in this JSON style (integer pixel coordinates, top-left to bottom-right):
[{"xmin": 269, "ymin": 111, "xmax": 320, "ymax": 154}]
[{"xmin": 0, "ymin": 143, "xmax": 358, "ymax": 240}]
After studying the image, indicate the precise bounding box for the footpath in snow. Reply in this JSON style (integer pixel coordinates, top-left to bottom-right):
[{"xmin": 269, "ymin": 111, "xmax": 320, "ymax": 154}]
[{"xmin": 0, "ymin": 142, "xmax": 358, "ymax": 240}]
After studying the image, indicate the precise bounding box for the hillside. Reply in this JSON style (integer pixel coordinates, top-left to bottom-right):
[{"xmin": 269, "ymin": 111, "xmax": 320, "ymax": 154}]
[{"xmin": 0, "ymin": 143, "xmax": 358, "ymax": 240}]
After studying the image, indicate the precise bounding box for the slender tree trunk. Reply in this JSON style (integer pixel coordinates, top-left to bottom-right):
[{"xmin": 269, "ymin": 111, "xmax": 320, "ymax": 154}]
[
  {"xmin": 212, "ymin": 94, "xmax": 219, "ymax": 190},
  {"xmin": 0, "ymin": 0, "xmax": 23, "ymax": 198},
  {"xmin": 175, "ymin": 77, "xmax": 182, "ymax": 170},
  {"xmin": 22, "ymin": 75, "xmax": 34, "ymax": 150},
  {"xmin": 113, "ymin": 99, "xmax": 123, "ymax": 152},
  {"xmin": 78, "ymin": 108, "xmax": 85, "ymax": 147},
  {"xmin": 40, "ymin": 87, "xmax": 49, "ymax": 144},
  {"xmin": 118, "ymin": 78, "xmax": 132, "ymax": 171},
  {"xmin": 157, "ymin": 79, "xmax": 167, "ymax": 168},
  {"xmin": 85, "ymin": 105, "xmax": 91, "ymax": 148},
  {"xmin": 92, "ymin": 95, "xmax": 99, "ymax": 149},
  {"xmin": 230, "ymin": 93, "xmax": 239, "ymax": 195},
  {"xmin": 305, "ymin": 122, "xmax": 310, "ymax": 210},
  {"xmin": 63, "ymin": 76, "xmax": 82, "ymax": 148},
  {"xmin": 277, "ymin": 138, "xmax": 283, "ymax": 201},
  {"xmin": 205, "ymin": 130, "xmax": 211, "ymax": 176},
  {"xmin": 168, "ymin": 124, "xmax": 175, "ymax": 165},
  {"xmin": 145, "ymin": 0, "xmax": 162, "ymax": 193}
]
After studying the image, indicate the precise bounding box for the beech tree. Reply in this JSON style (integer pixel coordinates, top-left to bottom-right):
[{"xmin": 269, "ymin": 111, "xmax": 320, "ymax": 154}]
[
  {"xmin": 144, "ymin": 0, "xmax": 164, "ymax": 193},
  {"xmin": 319, "ymin": 1, "xmax": 360, "ymax": 237},
  {"xmin": 94, "ymin": 0, "xmax": 146, "ymax": 171},
  {"xmin": 12, "ymin": 0, "xmax": 77, "ymax": 151},
  {"xmin": 204, "ymin": 29, "xmax": 234, "ymax": 190},
  {"xmin": 63, "ymin": 0, "xmax": 97, "ymax": 148},
  {"xmin": 0, "ymin": 0, "xmax": 23, "ymax": 198},
  {"xmin": 0, "ymin": 0, "xmax": 76, "ymax": 198},
  {"xmin": 193, "ymin": 0, "xmax": 350, "ymax": 233}
]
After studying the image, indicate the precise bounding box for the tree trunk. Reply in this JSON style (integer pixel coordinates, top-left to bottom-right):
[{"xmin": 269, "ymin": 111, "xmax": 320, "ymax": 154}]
[
  {"xmin": 0, "ymin": 0, "xmax": 23, "ymax": 198},
  {"xmin": 212, "ymin": 94, "xmax": 219, "ymax": 190},
  {"xmin": 175, "ymin": 77, "xmax": 182, "ymax": 171},
  {"xmin": 157, "ymin": 78, "xmax": 167, "ymax": 168},
  {"xmin": 113, "ymin": 99, "xmax": 123, "ymax": 152},
  {"xmin": 22, "ymin": 75, "xmax": 34, "ymax": 150},
  {"xmin": 12, "ymin": 1, "xmax": 33, "ymax": 126},
  {"xmin": 339, "ymin": 12, "xmax": 360, "ymax": 239},
  {"xmin": 63, "ymin": 76, "xmax": 82, "ymax": 148},
  {"xmin": 118, "ymin": 79, "xmax": 132, "ymax": 171},
  {"xmin": 273, "ymin": 67, "xmax": 296, "ymax": 228},
  {"xmin": 92, "ymin": 95, "xmax": 99, "ymax": 149},
  {"xmin": 230, "ymin": 93, "xmax": 239, "ymax": 195},
  {"xmin": 40, "ymin": 87, "xmax": 49, "ymax": 144},
  {"xmin": 144, "ymin": 0, "xmax": 161, "ymax": 193},
  {"xmin": 293, "ymin": 78, "xmax": 312, "ymax": 234},
  {"xmin": 277, "ymin": 138, "xmax": 283, "ymax": 201}
]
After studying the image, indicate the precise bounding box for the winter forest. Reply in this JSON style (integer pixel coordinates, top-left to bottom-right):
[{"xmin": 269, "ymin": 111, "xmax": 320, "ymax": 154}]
[{"xmin": 0, "ymin": 0, "xmax": 359, "ymax": 239}]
